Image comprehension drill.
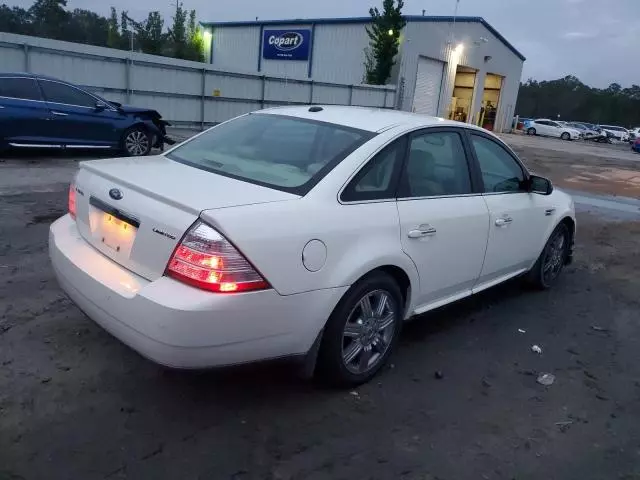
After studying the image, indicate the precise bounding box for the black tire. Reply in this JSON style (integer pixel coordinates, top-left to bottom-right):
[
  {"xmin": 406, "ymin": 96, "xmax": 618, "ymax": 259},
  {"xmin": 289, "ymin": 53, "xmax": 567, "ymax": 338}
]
[
  {"xmin": 527, "ymin": 127, "xmax": 536, "ymax": 136},
  {"xmin": 316, "ymin": 271, "xmax": 403, "ymax": 386},
  {"xmin": 122, "ymin": 126, "xmax": 152, "ymax": 157},
  {"xmin": 527, "ymin": 223, "xmax": 570, "ymax": 289},
  {"xmin": 561, "ymin": 132, "xmax": 570, "ymax": 141}
]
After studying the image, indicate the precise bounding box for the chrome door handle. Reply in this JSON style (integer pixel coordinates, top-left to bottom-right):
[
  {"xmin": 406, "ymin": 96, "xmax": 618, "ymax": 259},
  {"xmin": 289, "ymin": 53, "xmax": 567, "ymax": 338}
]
[
  {"xmin": 408, "ymin": 225, "xmax": 437, "ymax": 238},
  {"xmin": 51, "ymin": 111, "xmax": 68, "ymax": 116},
  {"xmin": 495, "ymin": 216, "xmax": 513, "ymax": 227}
]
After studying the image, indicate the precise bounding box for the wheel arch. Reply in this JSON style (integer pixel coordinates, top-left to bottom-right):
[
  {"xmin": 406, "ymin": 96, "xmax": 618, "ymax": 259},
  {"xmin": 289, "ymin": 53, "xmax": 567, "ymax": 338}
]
[
  {"xmin": 559, "ymin": 215, "xmax": 576, "ymax": 264},
  {"xmin": 341, "ymin": 261, "xmax": 417, "ymax": 320}
]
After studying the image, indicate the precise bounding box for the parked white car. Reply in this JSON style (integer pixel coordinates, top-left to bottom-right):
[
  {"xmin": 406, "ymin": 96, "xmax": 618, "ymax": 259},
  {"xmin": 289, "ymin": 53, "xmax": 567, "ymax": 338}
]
[
  {"xmin": 599, "ymin": 125, "xmax": 630, "ymax": 142},
  {"xmin": 526, "ymin": 119, "xmax": 582, "ymax": 140},
  {"xmin": 628, "ymin": 127, "xmax": 640, "ymax": 141},
  {"xmin": 49, "ymin": 106, "xmax": 576, "ymax": 385}
]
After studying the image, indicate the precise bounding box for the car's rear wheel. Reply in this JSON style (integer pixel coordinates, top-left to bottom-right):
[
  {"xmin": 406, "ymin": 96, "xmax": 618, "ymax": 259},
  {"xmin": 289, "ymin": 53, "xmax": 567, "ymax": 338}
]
[
  {"xmin": 527, "ymin": 223, "xmax": 570, "ymax": 289},
  {"xmin": 527, "ymin": 127, "xmax": 536, "ymax": 136},
  {"xmin": 316, "ymin": 272, "xmax": 403, "ymax": 386},
  {"xmin": 561, "ymin": 132, "xmax": 570, "ymax": 141},
  {"xmin": 122, "ymin": 126, "xmax": 152, "ymax": 157}
]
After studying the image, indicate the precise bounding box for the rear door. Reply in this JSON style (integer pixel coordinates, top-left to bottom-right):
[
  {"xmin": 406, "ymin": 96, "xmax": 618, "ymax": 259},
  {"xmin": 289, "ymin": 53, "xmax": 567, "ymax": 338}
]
[
  {"xmin": 547, "ymin": 121, "xmax": 563, "ymax": 138},
  {"xmin": 467, "ymin": 132, "xmax": 552, "ymax": 290},
  {"xmin": 38, "ymin": 79, "xmax": 122, "ymax": 148},
  {"xmin": 395, "ymin": 128, "xmax": 490, "ymax": 311},
  {"xmin": 0, "ymin": 77, "xmax": 52, "ymax": 146},
  {"xmin": 535, "ymin": 121, "xmax": 552, "ymax": 136}
]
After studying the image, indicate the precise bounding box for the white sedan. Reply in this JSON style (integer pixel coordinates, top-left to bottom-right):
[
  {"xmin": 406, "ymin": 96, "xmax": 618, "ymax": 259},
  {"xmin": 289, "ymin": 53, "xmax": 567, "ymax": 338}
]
[
  {"xmin": 50, "ymin": 106, "xmax": 576, "ymax": 386},
  {"xmin": 599, "ymin": 125, "xmax": 630, "ymax": 142},
  {"xmin": 526, "ymin": 119, "xmax": 582, "ymax": 140}
]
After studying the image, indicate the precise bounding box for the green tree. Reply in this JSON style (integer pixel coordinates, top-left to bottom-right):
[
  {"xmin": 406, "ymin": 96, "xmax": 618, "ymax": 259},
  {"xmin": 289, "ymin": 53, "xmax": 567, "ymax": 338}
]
[
  {"xmin": 107, "ymin": 7, "xmax": 121, "ymax": 49},
  {"xmin": 126, "ymin": 11, "xmax": 166, "ymax": 55},
  {"xmin": 67, "ymin": 9, "xmax": 109, "ymax": 46},
  {"xmin": 28, "ymin": 0, "xmax": 69, "ymax": 40},
  {"xmin": 183, "ymin": 9, "xmax": 205, "ymax": 61},
  {"xmin": 168, "ymin": 1, "xmax": 188, "ymax": 59},
  {"xmin": 364, "ymin": 0, "xmax": 406, "ymax": 85},
  {"xmin": 0, "ymin": 5, "xmax": 33, "ymax": 35},
  {"xmin": 516, "ymin": 76, "xmax": 640, "ymax": 127}
]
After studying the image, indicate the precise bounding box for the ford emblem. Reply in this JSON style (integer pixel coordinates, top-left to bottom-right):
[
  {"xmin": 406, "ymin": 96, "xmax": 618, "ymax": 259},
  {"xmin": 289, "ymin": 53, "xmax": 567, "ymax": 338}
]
[{"xmin": 109, "ymin": 188, "xmax": 123, "ymax": 200}]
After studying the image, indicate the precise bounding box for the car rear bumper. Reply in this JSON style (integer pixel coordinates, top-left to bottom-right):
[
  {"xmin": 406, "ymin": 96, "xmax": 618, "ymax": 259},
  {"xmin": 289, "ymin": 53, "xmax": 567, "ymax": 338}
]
[{"xmin": 49, "ymin": 215, "xmax": 345, "ymax": 368}]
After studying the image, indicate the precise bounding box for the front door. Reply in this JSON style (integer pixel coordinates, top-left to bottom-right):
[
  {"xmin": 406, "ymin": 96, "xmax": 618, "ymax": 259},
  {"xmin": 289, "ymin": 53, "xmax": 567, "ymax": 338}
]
[
  {"xmin": 396, "ymin": 128, "xmax": 490, "ymax": 311},
  {"xmin": 467, "ymin": 132, "xmax": 553, "ymax": 290},
  {"xmin": 38, "ymin": 79, "xmax": 121, "ymax": 148}
]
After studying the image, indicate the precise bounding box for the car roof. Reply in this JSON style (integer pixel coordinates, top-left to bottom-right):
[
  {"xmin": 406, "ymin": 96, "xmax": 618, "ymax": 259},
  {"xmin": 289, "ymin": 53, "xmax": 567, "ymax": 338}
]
[
  {"xmin": 0, "ymin": 72, "xmax": 67, "ymax": 82},
  {"xmin": 258, "ymin": 105, "xmax": 488, "ymax": 134}
]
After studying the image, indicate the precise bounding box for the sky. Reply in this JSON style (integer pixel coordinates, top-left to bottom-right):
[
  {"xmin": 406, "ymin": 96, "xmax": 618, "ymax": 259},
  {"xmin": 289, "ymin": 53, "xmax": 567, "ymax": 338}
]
[{"xmin": 8, "ymin": 0, "xmax": 638, "ymax": 87}]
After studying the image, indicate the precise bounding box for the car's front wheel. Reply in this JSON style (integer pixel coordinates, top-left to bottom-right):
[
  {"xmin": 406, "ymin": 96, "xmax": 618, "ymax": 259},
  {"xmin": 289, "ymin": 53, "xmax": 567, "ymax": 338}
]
[
  {"xmin": 527, "ymin": 223, "xmax": 570, "ymax": 289},
  {"xmin": 527, "ymin": 127, "xmax": 536, "ymax": 136},
  {"xmin": 122, "ymin": 126, "xmax": 152, "ymax": 156},
  {"xmin": 316, "ymin": 272, "xmax": 403, "ymax": 386},
  {"xmin": 561, "ymin": 132, "xmax": 571, "ymax": 141}
]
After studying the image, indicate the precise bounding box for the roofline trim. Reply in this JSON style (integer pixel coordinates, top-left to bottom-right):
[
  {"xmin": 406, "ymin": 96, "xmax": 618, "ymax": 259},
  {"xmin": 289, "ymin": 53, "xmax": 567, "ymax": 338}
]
[{"xmin": 199, "ymin": 15, "xmax": 525, "ymax": 61}]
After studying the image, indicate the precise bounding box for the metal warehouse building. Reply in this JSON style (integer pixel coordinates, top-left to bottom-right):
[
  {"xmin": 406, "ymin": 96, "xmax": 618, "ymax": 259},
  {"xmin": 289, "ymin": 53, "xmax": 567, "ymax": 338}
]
[{"xmin": 201, "ymin": 15, "xmax": 525, "ymax": 133}]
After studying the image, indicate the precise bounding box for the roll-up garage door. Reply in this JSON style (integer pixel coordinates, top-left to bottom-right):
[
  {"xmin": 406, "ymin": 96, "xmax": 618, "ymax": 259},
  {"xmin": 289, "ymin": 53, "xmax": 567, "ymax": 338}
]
[{"xmin": 412, "ymin": 57, "xmax": 445, "ymax": 116}]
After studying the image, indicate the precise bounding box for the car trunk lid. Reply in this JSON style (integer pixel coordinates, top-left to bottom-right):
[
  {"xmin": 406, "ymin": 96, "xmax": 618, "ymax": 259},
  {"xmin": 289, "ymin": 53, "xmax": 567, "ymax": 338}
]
[{"xmin": 73, "ymin": 155, "xmax": 298, "ymax": 281}]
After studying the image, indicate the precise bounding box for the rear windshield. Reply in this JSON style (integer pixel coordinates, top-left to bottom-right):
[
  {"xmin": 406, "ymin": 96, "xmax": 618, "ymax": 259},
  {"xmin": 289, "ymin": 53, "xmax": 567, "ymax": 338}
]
[{"xmin": 166, "ymin": 113, "xmax": 374, "ymax": 195}]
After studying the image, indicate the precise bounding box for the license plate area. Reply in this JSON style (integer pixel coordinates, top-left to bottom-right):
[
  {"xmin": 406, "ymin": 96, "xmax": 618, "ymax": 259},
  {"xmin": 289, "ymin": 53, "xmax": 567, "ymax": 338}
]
[{"xmin": 89, "ymin": 197, "xmax": 139, "ymax": 255}]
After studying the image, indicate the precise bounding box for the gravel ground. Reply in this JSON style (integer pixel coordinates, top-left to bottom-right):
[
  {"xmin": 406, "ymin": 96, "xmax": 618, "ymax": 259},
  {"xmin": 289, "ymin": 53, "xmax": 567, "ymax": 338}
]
[{"xmin": 1, "ymin": 137, "xmax": 640, "ymax": 480}]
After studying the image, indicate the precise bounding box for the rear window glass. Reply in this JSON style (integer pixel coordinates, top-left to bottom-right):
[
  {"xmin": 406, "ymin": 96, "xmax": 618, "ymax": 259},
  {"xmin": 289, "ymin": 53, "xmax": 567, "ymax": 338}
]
[
  {"xmin": 166, "ymin": 114, "xmax": 374, "ymax": 194},
  {"xmin": 0, "ymin": 77, "xmax": 42, "ymax": 101}
]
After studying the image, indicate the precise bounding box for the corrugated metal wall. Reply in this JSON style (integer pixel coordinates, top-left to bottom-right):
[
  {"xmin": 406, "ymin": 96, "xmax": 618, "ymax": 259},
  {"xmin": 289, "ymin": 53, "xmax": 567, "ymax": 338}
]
[
  {"xmin": 312, "ymin": 23, "xmax": 370, "ymax": 84},
  {"xmin": 210, "ymin": 23, "xmax": 375, "ymax": 86},
  {"xmin": 0, "ymin": 32, "xmax": 396, "ymax": 129},
  {"xmin": 208, "ymin": 19, "xmax": 523, "ymax": 132}
]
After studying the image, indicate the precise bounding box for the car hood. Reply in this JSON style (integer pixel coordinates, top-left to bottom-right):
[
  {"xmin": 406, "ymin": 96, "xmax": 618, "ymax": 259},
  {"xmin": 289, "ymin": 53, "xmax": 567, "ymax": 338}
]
[{"xmin": 116, "ymin": 104, "xmax": 161, "ymax": 115}]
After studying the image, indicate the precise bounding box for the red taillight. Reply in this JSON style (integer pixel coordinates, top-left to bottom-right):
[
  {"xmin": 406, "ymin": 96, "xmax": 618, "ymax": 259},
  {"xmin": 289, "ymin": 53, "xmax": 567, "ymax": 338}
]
[
  {"xmin": 166, "ymin": 221, "xmax": 269, "ymax": 293},
  {"xmin": 68, "ymin": 184, "xmax": 77, "ymax": 219}
]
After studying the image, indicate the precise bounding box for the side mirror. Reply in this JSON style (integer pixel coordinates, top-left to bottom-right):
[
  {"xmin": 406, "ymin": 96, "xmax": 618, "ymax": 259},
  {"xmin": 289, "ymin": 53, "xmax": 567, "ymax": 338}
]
[
  {"xmin": 94, "ymin": 102, "xmax": 106, "ymax": 112},
  {"xmin": 529, "ymin": 175, "xmax": 553, "ymax": 195}
]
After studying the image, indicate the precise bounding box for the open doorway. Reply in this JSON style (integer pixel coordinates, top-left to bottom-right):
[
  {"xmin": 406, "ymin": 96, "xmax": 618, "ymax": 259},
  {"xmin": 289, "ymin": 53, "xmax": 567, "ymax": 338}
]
[
  {"xmin": 447, "ymin": 66, "xmax": 477, "ymax": 123},
  {"xmin": 478, "ymin": 73, "xmax": 503, "ymax": 131}
]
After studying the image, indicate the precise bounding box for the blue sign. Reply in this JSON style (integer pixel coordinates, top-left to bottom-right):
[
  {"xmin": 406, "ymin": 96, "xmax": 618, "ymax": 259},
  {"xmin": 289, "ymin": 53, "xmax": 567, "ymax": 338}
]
[{"xmin": 263, "ymin": 29, "xmax": 311, "ymax": 61}]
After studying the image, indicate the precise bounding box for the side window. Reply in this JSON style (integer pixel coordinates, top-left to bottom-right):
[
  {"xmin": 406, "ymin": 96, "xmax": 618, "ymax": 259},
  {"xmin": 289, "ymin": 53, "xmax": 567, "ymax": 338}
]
[
  {"xmin": 341, "ymin": 137, "xmax": 405, "ymax": 202},
  {"xmin": 399, "ymin": 131, "xmax": 472, "ymax": 198},
  {"xmin": 39, "ymin": 80, "xmax": 96, "ymax": 107},
  {"xmin": 470, "ymin": 134, "xmax": 526, "ymax": 193},
  {"xmin": 0, "ymin": 78, "xmax": 42, "ymax": 101}
]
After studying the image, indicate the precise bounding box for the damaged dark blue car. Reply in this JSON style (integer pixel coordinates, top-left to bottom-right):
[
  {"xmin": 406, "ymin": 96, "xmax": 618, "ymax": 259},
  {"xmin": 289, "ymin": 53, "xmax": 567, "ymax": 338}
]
[{"xmin": 0, "ymin": 72, "xmax": 174, "ymax": 156}]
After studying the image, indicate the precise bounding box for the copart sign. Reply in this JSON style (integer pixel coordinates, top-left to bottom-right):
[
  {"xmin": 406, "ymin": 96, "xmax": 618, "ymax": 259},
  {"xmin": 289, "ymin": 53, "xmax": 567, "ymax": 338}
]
[{"xmin": 263, "ymin": 29, "xmax": 311, "ymax": 60}]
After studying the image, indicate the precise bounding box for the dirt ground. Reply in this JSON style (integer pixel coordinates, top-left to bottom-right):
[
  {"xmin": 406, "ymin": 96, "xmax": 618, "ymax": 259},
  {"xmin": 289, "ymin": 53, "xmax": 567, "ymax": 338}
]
[
  {"xmin": 503, "ymin": 134, "xmax": 640, "ymax": 198},
  {"xmin": 1, "ymin": 137, "xmax": 640, "ymax": 480}
]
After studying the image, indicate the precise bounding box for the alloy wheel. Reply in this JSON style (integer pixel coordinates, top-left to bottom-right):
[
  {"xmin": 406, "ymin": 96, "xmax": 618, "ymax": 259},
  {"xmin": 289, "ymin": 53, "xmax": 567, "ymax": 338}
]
[
  {"xmin": 125, "ymin": 130, "xmax": 149, "ymax": 156},
  {"xmin": 341, "ymin": 290, "xmax": 396, "ymax": 375},
  {"xmin": 542, "ymin": 230, "xmax": 566, "ymax": 284}
]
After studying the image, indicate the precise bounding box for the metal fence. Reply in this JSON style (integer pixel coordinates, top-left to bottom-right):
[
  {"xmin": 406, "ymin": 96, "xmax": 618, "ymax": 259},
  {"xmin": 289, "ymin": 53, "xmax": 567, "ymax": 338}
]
[{"xmin": 0, "ymin": 32, "xmax": 397, "ymax": 129}]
